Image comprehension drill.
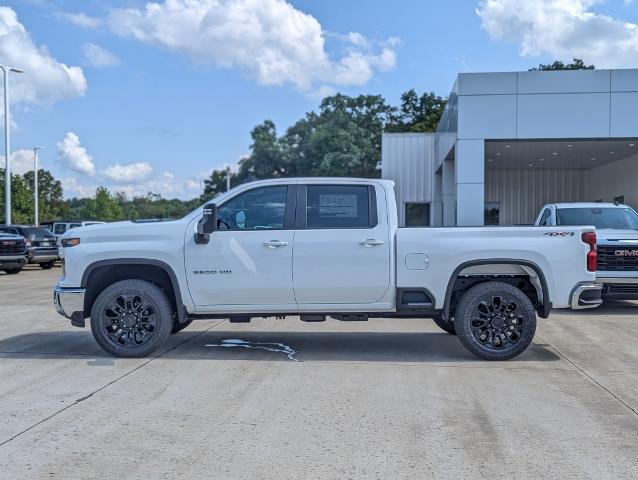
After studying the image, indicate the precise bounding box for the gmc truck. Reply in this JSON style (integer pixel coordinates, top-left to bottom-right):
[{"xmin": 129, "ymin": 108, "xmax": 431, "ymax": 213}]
[
  {"xmin": 55, "ymin": 178, "xmax": 602, "ymax": 361},
  {"xmin": 535, "ymin": 202, "xmax": 638, "ymax": 300},
  {"xmin": 0, "ymin": 233, "xmax": 28, "ymax": 274}
]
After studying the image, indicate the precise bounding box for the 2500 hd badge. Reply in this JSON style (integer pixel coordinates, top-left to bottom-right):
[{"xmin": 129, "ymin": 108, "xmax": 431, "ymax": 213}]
[{"xmin": 193, "ymin": 269, "xmax": 232, "ymax": 275}]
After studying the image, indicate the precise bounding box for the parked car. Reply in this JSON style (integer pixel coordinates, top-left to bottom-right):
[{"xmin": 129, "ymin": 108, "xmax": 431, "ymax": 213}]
[
  {"xmin": 0, "ymin": 225, "xmax": 59, "ymax": 269},
  {"xmin": 41, "ymin": 220, "xmax": 105, "ymax": 241},
  {"xmin": 0, "ymin": 233, "xmax": 28, "ymax": 274},
  {"xmin": 535, "ymin": 202, "xmax": 638, "ymax": 299},
  {"xmin": 55, "ymin": 178, "xmax": 601, "ymax": 361}
]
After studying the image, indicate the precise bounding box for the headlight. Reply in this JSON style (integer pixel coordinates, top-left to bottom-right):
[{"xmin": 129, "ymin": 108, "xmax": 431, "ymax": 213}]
[{"xmin": 61, "ymin": 237, "xmax": 81, "ymax": 247}]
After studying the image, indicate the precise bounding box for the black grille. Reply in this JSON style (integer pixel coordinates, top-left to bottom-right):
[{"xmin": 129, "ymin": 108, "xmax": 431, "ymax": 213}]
[
  {"xmin": 597, "ymin": 246, "xmax": 638, "ymax": 271},
  {"xmin": 603, "ymin": 284, "xmax": 638, "ymax": 295},
  {"xmin": 0, "ymin": 239, "xmax": 26, "ymax": 255}
]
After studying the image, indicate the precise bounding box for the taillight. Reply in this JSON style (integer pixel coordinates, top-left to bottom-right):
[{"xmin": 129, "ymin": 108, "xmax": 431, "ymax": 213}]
[{"xmin": 582, "ymin": 231, "xmax": 597, "ymax": 272}]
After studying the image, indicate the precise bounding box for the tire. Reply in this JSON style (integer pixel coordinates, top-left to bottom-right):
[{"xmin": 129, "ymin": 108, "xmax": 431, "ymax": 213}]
[
  {"xmin": 3, "ymin": 268, "xmax": 22, "ymax": 274},
  {"xmin": 432, "ymin": 314, "xmax": 456, "ymax": 335},
  {"xmin": 90, "ymin": 279, "xmax": 173, "ymax": 358},
  {"xmin": 40, "ymin": 261, "xmax": 56, "ymax": 269},
  {"xmin": 454, "ymin": 281, "xmax": 536, "ymax": 361},
  {"xmin": 171, "ymin": 317, "xmax": 194, "ymax": 334}
]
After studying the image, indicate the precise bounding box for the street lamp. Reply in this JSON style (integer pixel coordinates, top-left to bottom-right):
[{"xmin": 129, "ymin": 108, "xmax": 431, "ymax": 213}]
[
  {"xmin": 1, "ymin": 65, "xmax": 24, "ymax": 225},
  {"xmin": 33, "ymin": 146, "xmax": 44, "ymax": 226}
]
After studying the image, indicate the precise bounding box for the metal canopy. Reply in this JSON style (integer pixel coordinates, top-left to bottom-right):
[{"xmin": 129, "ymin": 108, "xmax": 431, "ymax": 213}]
[{"xmin": 485, "ymin": 139, "xmax": 638, "ymax": 171}]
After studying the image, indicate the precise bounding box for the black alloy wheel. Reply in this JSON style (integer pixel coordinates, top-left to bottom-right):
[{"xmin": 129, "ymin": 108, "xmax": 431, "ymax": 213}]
[
  {"xmin": 91, "ymin": 279, "xmax": 173, "ymax": 357},
  {"xmin": 101, "ymin": 293, "xmax": 159, "ymax": 348},
  {"xmin": 454, "ymin": 281, "xmax": 536, "ymax": 361},
  {"xmin": 470, "ymin": 295, "xmax": 524, "ymax": 350}
]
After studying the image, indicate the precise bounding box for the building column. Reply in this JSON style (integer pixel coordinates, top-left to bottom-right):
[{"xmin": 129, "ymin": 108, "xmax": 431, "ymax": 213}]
[
  {"xmin": 455, "ymin": 139, "xmax": 485, "ymax": 226},
  {"xmin": 432, "ymin": 170, "xmax": 443, "ymax": 226},
  {"xmin": 442, "ymin": 159, "xmax": 456, "ymax": 226}
]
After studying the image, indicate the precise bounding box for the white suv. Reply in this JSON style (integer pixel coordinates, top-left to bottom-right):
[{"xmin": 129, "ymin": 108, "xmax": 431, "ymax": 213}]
[{"xmin": 535, "ymin": 203, "xmax": 638, "ymax": 300}]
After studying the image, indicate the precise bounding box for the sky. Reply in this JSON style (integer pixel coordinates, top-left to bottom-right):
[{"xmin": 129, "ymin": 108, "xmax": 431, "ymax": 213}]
[{"xmin": 1, "ymin": 0, "xmax": 637, "ymax": 199}]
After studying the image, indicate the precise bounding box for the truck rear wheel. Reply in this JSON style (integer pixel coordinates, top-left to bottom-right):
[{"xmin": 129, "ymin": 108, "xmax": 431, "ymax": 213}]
[
  {"xmin": 432, "ymin": 314, "xmax": 456, "ymax": 335},
  {"xmin": 90, "ymin": 279, "xmax": 173, "ymax": 358},
  {"xmin": 454, "ymin": 281, "xmax": 536, "ymax": 361}
]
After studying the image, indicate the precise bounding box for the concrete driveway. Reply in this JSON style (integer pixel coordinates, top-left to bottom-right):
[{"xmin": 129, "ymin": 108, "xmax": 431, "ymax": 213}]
[{"xmin": 1, "ymin": 266, "xmax": 637, "ymax": 479}]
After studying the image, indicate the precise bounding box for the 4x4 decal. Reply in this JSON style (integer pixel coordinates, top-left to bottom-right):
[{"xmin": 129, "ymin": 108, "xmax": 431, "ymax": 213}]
[{"xmin": 543, "ymin": 232, "xmax": 575, "ymax": 237}]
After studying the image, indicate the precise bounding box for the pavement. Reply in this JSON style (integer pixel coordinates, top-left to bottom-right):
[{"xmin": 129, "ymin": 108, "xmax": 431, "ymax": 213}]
[{"xmin": 1, "ymin": 265, "xmax": 637, "ymax": 479}]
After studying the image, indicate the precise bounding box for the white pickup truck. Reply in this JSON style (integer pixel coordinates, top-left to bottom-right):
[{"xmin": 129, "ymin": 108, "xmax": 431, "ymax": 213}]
[
  {"xmin": 535, "ymin": 202, "xmax": 638, "ymax": 300},
  {"xmin": 55, "ymin": 178, "xmax": 602, "ymax": 361}
]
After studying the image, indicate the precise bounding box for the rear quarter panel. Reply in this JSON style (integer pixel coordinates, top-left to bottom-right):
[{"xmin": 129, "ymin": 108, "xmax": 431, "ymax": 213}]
[{"xmin": 396, "ymin": 226, "xmax": 596, "ymax": 309}]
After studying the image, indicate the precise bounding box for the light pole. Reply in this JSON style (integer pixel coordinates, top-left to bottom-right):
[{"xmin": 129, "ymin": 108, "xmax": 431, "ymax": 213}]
[
  {"xmin": 33, "ymin": 146, "xmax": 44, "ymax": 226},
  {"xmin": 226, "ymin": 166, "xmax": 231, "ymax": 191},
  {"xmin": 1, "ymin": 65, "xmax": 24, "ymax": 225}
]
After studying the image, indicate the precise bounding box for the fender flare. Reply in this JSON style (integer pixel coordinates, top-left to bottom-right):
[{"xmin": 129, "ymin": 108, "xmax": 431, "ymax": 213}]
[
  {"xmin": 81, "ymin": 258, "xmax": 188, "ymax": 323},
  {"xmin": 442, "ymin": 259, "xmax": 551, "ymax": 320}
]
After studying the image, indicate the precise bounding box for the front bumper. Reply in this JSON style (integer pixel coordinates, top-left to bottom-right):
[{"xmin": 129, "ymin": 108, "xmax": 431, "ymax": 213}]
[
  {"xmin": 570, "ymin": 283, "xmax": 603, "ymax": 310},
  {"xmin": 0, "ymin": 255, "xmax": 27, "ymax": 269},
  {"xmin": 54, "ymin": 285, "xmax": 86, "ymax": 326}
]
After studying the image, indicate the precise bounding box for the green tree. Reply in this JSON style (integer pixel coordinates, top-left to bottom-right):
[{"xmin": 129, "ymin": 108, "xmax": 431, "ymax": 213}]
[
  {"xmin": 201, "ymin": 168, "xmax": 235, "ymax": 203},
  {"xmin": 81, "ymin": 187, "xmax": 122, "ymax": 221},
  {"xmin": 23, "ymin": 169, "xmax": 65, "ymax": 222},
  {"xmin": 236, "ymin": 93, "xmax": 399, "ymax": 181},
  {"xmin": 529, "ymin": 58, "xmax": 595, "ymax": 71},
  {"xmin": 0, "ymin": 169, "xmax": 36, "ymax": 224},
  {"xmin": 386, "ymin": 90, "xmax": 447, "ymax": 133}
]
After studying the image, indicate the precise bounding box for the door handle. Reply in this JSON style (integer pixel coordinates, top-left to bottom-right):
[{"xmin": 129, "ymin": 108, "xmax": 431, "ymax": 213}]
[
  {"xmin": 359, "ymin": 239, "xmax": 385, "ymax": 247},
  {"xmin": 263, "ymin": 240, "xmax": 289, "ymax": 248}
]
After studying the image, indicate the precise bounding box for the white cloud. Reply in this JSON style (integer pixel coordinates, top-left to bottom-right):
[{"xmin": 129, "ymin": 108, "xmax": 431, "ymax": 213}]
[
  {"xmin": 60, "ymin": 12, "xmax": 103, "ymax": 29},
  {"xmin": 0, "ymin": 7, "xmax": 86, "ymax": 107},
  {"xmin": 104, "ymin": 171, "xmax": 202, "ymax": 199},
  {"xmin": 476, "ymin": 0, "xmax": 638, "ymax": 68},
  {"xmin": 60, "ymin": 176, "xmax": 99, "ymax": 198},
  {"xmin": 82, "ymin": 43, "xmax": 120, "ymax": 68},
  {"xmin": 102, "ymin": 162, "xmax": 153, "ymax": 183},
  {"xmin": 57, "ymin": 132, "xmax": 96, "ymax": 176},
  {"xmin": 106, "ymin": 0, "xmax": 397, "ymax": 92},
  {"xmin": 0, "ymin": 149, "xmax": 36, "ymax": 175}
]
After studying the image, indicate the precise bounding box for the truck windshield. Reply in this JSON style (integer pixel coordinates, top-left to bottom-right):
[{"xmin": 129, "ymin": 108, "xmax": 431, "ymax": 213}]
[
  {"xmin": 23, "ymin": 227, "xmax": 55, "ymax": 237},
  {"xmin": 556, "ymin": 208, "xmax": 638, "ymax": 230}
]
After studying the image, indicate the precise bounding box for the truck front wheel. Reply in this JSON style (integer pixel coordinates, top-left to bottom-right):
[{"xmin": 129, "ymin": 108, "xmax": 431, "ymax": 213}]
[
  {"xmin": 454, "ymin": 281, "xmax": 536, "ymax": 361},
  {"xmin": 90, "ymin": 279, "xmax": 173, "ymax": 357}
]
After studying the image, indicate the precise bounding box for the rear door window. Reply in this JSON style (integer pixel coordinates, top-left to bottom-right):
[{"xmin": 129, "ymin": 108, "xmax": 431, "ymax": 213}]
[{"xmin": 306, "ymin": 185, "xmax": 375, "ymax": 229}]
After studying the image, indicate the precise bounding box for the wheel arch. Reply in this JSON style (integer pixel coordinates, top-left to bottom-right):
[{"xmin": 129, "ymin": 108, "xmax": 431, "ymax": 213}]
[
  {"xmin": 81, "ymin": 259, "xmax": 187, "ymax": 323},
  {"xmin": 442, "ymin": 259, "xmax": 551, "ymax": 320}
]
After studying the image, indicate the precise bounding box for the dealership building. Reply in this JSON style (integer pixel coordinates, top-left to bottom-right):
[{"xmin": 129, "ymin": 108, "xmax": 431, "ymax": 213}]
[{"xmin": 382, "ymin": 68, "xmax": 638, "ymax": 227}]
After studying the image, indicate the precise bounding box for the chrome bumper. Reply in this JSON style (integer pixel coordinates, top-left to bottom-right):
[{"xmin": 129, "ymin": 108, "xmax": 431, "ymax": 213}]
[
  {"xmin": 31, "ymin": 254, "xmax": 59, "ymax": 263},
  {"xmin": 54, "ymin": 286, "xmax": 86, "ymax": 320},
  {"xmin": 570, "ymin": 283, "xmax": 603, "ymax": 310},
  {"xmin": 597, "ymin": 277, "xmax": 638, "ymax": 284}
]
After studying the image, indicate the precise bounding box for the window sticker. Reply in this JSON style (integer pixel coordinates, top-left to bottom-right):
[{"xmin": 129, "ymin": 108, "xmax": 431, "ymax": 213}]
[{"xmin": 318, "ymin": 194, "xmax": 358, "ymax": 218}]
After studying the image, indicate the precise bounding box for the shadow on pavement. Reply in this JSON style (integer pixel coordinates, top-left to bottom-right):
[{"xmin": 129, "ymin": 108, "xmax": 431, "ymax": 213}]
[{"xmin": 0, "ymin": 330, "xmax": 561, "ymax": 363}]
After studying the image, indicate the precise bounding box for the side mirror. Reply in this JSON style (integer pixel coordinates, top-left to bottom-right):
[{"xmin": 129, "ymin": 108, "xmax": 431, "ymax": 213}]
[{"xmin": 195, "ymin": 203, "xmax": 217, "ymax": 244}]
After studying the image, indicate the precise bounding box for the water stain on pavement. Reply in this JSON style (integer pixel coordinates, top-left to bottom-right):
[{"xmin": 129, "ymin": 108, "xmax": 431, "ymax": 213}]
[{"xmin": 205, "ymin": 338, "xmax": 299, "ymax": 361}]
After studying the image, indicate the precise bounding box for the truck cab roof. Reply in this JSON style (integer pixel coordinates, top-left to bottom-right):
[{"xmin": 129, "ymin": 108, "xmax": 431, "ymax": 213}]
[{"xmin": 549, "ymin": 202, "xmax": 629, "ymax": 209}]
